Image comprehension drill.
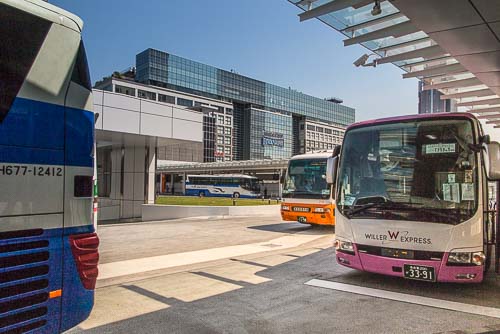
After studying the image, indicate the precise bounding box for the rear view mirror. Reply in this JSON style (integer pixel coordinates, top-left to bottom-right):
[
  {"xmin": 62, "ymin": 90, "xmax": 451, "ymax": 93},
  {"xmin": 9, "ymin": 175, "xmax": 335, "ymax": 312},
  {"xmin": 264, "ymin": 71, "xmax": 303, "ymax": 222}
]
[
  {"xmin": 326, "ymin": 156, "xmax": 338, "ymax": 184},
  {"xmin": 483, "ymin": 141, "xmax": 500, "ymax": 180}
]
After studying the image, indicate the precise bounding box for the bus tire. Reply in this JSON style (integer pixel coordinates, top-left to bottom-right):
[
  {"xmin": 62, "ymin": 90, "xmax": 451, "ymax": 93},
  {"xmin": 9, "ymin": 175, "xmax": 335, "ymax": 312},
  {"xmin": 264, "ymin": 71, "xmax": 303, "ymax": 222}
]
[{"xmin": 233, "ymin": 192, "xmax": 240, "ymax": 198}]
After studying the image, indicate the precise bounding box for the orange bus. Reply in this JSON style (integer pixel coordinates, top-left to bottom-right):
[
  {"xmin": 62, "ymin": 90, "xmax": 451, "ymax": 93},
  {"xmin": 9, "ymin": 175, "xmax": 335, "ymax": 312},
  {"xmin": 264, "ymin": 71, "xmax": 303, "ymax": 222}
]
[{"xmin": 281, "ymin": 148, "xmax": 339, "ymax": 226}]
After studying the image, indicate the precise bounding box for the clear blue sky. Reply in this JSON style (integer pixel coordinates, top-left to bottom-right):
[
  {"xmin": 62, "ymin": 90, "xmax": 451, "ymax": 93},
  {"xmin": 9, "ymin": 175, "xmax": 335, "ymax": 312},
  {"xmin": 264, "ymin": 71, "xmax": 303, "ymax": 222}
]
[{"xmin": 51, "ymin": 0, "xmax": 418, "ymax": 121}]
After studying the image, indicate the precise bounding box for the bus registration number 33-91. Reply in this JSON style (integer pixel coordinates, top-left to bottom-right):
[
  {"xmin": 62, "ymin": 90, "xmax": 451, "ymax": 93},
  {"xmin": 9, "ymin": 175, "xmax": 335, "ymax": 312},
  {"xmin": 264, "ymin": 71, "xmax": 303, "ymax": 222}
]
[
  {"xmin": 403, "ymin": 264, "xmax": 435, "ymax": 282},
  {"xmin": 0, "ymin": 164, "xmax": 63, "ymax": 177}
]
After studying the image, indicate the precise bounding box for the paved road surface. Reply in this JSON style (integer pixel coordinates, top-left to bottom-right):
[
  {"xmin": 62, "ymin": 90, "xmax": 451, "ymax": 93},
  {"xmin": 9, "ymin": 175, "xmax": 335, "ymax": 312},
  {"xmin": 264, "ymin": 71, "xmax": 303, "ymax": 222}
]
[{"xmin": 67, "ymin": 216, "xmax": 500, "ymax": 334}]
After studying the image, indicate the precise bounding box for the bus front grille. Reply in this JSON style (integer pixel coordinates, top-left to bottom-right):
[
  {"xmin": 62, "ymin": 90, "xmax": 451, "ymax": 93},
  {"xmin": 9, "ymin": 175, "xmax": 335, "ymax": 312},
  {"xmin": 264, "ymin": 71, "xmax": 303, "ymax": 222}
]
[
  {"xmin": 0, "ymin": 229, "xmax": 51, "ymax": 333},
  {"xmin": 356, "ymin": 244, "xmax": 444, "ymax": 261}
]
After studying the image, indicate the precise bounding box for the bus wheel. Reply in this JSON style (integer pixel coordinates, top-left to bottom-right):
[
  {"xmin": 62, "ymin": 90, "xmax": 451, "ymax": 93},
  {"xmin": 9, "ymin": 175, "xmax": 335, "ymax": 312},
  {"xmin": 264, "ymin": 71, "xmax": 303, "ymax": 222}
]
[
  {"xmin": 199, "ymin": 191, "xmax": 205, "ymax": 198},
  {"xmin": 233, "ymin": 192, "xmax": 240, "ymax": 198}
]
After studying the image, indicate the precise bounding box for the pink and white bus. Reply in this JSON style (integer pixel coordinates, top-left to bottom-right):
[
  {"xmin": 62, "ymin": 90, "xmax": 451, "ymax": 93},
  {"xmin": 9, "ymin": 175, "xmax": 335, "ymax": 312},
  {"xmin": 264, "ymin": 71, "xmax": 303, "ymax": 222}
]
[{"xmin": 332, "ymin": 113, "xmax": 500, "ymax": 283}]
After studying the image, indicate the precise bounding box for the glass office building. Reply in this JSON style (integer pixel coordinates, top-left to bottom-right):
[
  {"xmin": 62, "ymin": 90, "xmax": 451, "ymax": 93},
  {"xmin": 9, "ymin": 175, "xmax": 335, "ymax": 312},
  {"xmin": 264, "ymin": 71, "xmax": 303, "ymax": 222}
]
[{"xmin": 135, "ymin": 48, "xmax": 355, "ymax": 160}]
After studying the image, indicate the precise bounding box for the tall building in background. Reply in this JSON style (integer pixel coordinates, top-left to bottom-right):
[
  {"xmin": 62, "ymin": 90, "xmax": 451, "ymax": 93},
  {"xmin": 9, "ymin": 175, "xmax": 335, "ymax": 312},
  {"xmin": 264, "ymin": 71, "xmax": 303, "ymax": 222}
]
[
  {"xmin": 418, "ymin": 81, "xmax": 457, "ymax": 114},
  {"xmin": 135, "ymin": 48, "xmax": 355, "ymax": 161},
  {"xmin": 96, "ymin": 49, "xmax": 355, "ymax": 162}
]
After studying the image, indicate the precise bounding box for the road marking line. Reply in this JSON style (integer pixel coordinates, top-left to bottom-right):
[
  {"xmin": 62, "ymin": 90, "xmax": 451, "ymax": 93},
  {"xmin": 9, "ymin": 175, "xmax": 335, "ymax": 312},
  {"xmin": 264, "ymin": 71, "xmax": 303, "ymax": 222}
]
[
  {"xmin": 99, "ymin": 234, "xmax": 323, "ymax": 280},
  {"xmin": 305, "ymin": 279, "xmax": 500, "ymax": 319}
]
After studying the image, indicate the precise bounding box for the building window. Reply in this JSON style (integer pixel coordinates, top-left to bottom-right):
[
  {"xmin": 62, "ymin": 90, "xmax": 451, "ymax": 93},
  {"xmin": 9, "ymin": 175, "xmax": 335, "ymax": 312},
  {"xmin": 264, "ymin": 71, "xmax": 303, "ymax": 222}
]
[
  {"xmin": 158, "ymin": 93, "xmax": 175, "ymax": 104},
  {"xmin": 217, "ymin": 115, "xmax": 225, "ymax": 124},
  {"xmin": 307, "ymin": 124, "xmax": 315, "ymax": 131},
  {"xmin": 225, "ymin": 136, "xmax": 231, "ymax": 145},
  {"xmin": 324, "ymin": 128, "xmax": 332, "ymax": 134},
  {"xmin": 316, "ymin": 126, "xmax": 324, "ymax": 133},
  {"xmin": 115, "ymin": 85, "xmax": 136, "ymax": 97},
  {"xmin": 177, "ymin": 97, "xmax": 194, "ymax": 107},
  {"xmin": 226, "ymin": 108, "xmax": 233, "ymax": 115},
  {"xmin": 224, "ymin": 127, "xmax": 231, "ymax": 135},
  {"xmin": 224, "ymin": 147, "xmax": 231, "ymax": 156},
  {"xmin": 217, "ymin": 136, "xmax": 224, "ymax": 145},
  {"xmin": 217, "ymin": 126, "xmax": 224, "ymax": 134},
  {"xmin": 97, "ymin": 148, "xmax": 112, "ymax": 197},
  {"xmin": 138, "ymin": 89, "xmax": 156, "ymax": 101},
  {"xmin": 225, "ymin": 116, "xmax": 232, "ymax": 125},
  {"xmin": 216, "ymin": 146, "xmax": 224, "ymax": 153}
]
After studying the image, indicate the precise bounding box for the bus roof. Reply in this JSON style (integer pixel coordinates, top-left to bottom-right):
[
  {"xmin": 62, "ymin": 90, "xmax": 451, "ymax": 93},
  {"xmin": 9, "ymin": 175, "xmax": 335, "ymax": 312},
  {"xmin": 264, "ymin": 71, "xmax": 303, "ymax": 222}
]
[
  {"xmin": 289, "ymin": 151, "xmax": 334, "ymax": 161},
  {"xmin": 2, "ymin": 0, "xmax": 83, "ymax": 32},
  {"xmin": 347, "ymin": 112, "xmax": 478, "ymax": 131},
  {"xmin": 187, "ymin": 174, "xmax": 257, "ymax": 179}
]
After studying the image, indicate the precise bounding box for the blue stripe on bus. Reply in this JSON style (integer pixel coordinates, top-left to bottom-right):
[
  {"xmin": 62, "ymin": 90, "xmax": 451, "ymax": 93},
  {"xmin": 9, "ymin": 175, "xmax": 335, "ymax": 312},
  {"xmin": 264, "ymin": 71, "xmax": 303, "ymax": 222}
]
[
  {"xmin": 0, "ymin": 97, "xmax": 93, "ymax": 167},
  {"xmin": 185, "ymin": 183, "xmax": 240, "ymax": 188},
  {"xmin": 185, "ymin": 189, "xmax": 259, "ymax": 198}
]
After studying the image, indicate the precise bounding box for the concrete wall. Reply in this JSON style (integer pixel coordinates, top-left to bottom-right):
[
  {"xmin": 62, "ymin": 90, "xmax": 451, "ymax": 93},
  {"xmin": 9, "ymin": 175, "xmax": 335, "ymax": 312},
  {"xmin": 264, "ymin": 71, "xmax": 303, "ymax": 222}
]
[
  {"xmin": 142, "ymin": 204, "xmax": 280, "ymax": 222},
  {"xmin": 93, "ymin": 89, "xmax": 203, "ymax": 142},
  {"xmin": 93, "ymin": 88, "xmax": 205, "ymax": 221},
  {"xmin": 98, "ymin": 139, "xmax": 156, "ymax": 221}
]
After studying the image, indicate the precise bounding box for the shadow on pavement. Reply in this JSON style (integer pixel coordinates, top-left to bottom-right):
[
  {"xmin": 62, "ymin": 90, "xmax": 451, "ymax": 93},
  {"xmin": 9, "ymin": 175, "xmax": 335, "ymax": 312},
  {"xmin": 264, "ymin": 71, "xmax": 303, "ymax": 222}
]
[
  {"xmin": 79, "ymin": 248, "xmax": 500, "ymax": 334},
  {"xmin": 248, "ymin": 222, "xmax": 334, "ymax": 235},
  {"xmin": 321, "ymin": 264, "xmax": 500, "ymax": 308}
]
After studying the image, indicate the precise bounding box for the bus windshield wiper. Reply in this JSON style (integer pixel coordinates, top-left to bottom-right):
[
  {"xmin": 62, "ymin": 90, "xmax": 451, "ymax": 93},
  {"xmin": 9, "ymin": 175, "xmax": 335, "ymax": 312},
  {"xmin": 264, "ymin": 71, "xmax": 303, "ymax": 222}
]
[
  {"xmin": 347, "ymin": 200, "xmax": 421, "ymax": 217},
  {"xmin": 347, "ymin": 202, "xmax": 386, "ymax": 217}
]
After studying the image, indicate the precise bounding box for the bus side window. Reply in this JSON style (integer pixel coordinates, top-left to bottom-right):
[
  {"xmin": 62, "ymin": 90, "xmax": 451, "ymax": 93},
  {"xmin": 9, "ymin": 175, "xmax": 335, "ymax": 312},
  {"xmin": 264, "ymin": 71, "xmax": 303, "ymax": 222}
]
[
  {"xmin": 71, "ymin": 41, "xmax": 92, "ymax": 91},
  {"xmin": 0, "ymin": 4, "xmax": 51, "ymax": 122}
]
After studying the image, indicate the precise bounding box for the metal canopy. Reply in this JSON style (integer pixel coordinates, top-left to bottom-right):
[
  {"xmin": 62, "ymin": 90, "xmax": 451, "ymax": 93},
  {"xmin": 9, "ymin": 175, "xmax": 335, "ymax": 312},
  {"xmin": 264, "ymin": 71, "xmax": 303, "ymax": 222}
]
[
  {"xmin": 377, "ymin": 45, "xmax": 446, "ymax": 65},
  {"xmin": 298, "ymin": 0, "xmax": 370, "ymax": 22},
  {"xmin": 468, "ymin": 106, "xmax": 500, "ymax": 114},
  {"xmin": 402, "ymin": 63, "xmax": 466, "ymax": 79},
  {"xmin": 344, "ymin": 21, "xmax": 418, "ymax": 46},
  {"xmin": 457, "ymin": 98, "xmax": 500, "ymax": 107},
  {"xmin": 290, "ymin": 0, "xmax": 500, "ymax": 109},
  {"xmin": 441, "ymin": 88, "xmax": 495, "ymax": 100},
  {"xmin": 423, "ymin": 78, "xmax": 482, "ymax": 91},
  {"xmin": 477, "ymin": 113, "xmax": 500, "ymax": 120}
]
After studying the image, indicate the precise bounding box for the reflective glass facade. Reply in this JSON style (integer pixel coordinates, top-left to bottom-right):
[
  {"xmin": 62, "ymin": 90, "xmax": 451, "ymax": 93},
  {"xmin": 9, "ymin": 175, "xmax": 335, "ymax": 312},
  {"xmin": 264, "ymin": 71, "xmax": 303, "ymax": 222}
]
[
  {"xmin": 248, "ymin": 109, "xmax": 293, "ymax": 160},
  {"xmin": 136, "ymin": 49, "xmax": 355, "ymax": 126}
]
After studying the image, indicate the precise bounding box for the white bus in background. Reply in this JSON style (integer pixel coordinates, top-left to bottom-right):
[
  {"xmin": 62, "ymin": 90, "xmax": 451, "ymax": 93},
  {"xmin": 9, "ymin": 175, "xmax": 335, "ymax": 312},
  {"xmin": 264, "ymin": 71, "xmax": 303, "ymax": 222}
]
[
  {"xmin": 333, "ymin": 112, "xmax": 500, "ymax": 283},
  {"xmin": 185, "ymin": 174, "xmax": 261, "ymax": 198}
]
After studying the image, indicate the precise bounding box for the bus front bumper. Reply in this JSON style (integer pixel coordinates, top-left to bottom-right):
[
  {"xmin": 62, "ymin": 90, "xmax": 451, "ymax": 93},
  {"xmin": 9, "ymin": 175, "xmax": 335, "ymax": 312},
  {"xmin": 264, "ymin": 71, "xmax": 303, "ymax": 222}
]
[
  {"xmin": 335, "ymin": 245, "xmax": 484, "ymax": 283},
  {"xmin": 281, "ymin": 210, "xmax": 334, "ymax": 225}
]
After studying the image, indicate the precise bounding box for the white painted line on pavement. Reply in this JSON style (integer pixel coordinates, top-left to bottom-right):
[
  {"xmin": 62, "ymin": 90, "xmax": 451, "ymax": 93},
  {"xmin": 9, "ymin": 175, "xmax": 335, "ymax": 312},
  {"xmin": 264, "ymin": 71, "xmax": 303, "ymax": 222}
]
[
  {"xmin": 99, "ymin": 234, "xmax": 324, "ymax": 280},
  {"xmin": 305, "ymin": 279, "xmax": 500, "ymax": 319}
]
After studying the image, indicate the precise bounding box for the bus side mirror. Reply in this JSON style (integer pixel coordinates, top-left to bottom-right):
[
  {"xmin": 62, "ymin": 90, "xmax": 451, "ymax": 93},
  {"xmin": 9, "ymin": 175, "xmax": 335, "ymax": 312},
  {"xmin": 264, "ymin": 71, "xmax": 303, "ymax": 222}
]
[
  {"xmin": 483, "ymin": 141, "xmax": 500, "ymax": 180},
  {"xmin": 326, "ymin": 156, "xmax": 338, "ymax": 184}
]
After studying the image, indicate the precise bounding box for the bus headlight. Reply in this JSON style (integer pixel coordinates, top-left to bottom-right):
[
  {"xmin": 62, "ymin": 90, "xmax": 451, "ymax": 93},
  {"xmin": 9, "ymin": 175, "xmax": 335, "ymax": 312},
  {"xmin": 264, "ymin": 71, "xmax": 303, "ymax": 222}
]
[
  {"xmin": 447, "ymin": 251, "xmax": 485, "ymax": 266},
  {"xmin": 448, "ymin": 252, "xmax": 471, "ymax": 264},
  {"xmin": 281, "ymin": 205, "xmax": 290, "ymax": 211},
  {"xmin": 314, "ymin": 207, "xmax": 331, "ymax": 213},
  {"xmin": 335, "ymin": 240, "xmax": 354, "ymax": 255}
]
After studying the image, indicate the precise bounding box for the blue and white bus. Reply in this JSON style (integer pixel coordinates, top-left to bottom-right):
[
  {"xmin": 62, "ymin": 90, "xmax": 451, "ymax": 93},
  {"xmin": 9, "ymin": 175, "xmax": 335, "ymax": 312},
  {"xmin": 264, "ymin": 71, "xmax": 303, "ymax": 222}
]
[
  {"xmin": 0, "ymin": 0, "xmax": 98, "ymax": 332},
  {"xmin": 186, "ymin": 174, "xmax": 261, "ymax": 198}
]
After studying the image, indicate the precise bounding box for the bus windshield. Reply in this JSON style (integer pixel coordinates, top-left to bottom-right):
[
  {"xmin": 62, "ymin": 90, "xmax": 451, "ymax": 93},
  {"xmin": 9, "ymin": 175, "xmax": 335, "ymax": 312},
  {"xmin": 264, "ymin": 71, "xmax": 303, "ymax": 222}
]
[
  {"xmin": 283, "ymin": 159, "xmax": 330, "ymax": 199},
  {"xmin": 337, "ymin": 119, "xmax": 478, "ymax": 224}
]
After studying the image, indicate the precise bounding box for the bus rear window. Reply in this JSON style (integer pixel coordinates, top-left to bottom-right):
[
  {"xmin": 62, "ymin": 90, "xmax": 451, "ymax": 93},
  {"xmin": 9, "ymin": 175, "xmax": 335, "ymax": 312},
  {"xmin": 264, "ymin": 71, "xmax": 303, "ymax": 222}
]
[
  {"xmin": 0, "ymin": 4, "xmax": 51, "ymax": 122},
  {"xmin": 71, "ymin": 41, "xmax": 92, "ymax": 91}
]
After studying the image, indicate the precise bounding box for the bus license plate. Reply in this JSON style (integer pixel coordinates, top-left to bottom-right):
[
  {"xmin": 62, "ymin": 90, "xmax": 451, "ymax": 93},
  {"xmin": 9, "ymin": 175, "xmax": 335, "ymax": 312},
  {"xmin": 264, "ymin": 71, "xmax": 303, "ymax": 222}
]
[
  {"xmin": 403, "ymin": 264, "xmax": 435, "ymax": 282},
  {"xmin": 293, "ymin": 207, "xmax": 310, "ymax": 212}
]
